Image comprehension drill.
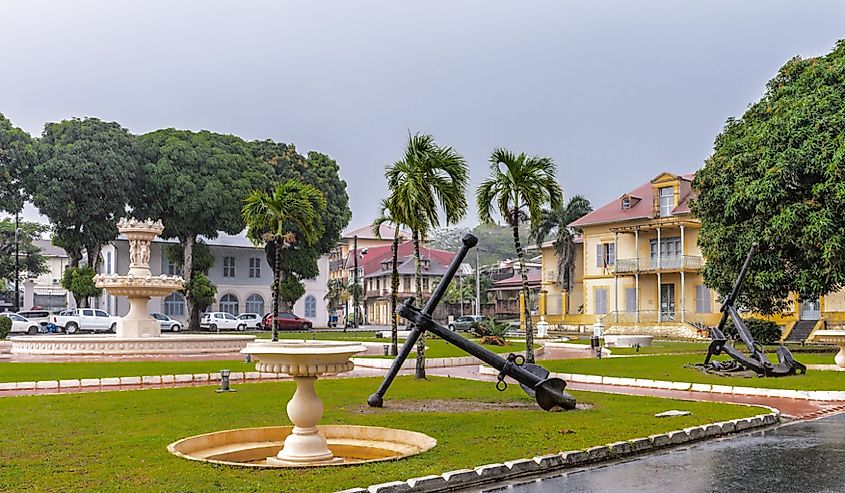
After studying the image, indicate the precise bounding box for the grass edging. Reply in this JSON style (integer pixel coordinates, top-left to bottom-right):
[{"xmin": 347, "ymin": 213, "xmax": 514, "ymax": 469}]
[
  {"xmin": 477, "ymin": 365, "xmax": 845, "ymax": 401},
  {"xmin": 345, "ymin": 410, "xmax": 780, "ymax": 493},
  {"xmin": 354, "ymin": 346, "xmax": 545, "ymax": 370},
  {"xmin": 0, "ymin": 370, "xmax": 286, "ymax": 392}
]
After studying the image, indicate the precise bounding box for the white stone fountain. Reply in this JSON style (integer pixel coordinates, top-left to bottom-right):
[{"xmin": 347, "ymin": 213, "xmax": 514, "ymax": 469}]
[
  {"xmin": 10, "ymin": 218, "xmax": 254, "ymax": 356},
  {"xmin": 168, "ymin": 339, "xmax": 437, "ymax": 467}
]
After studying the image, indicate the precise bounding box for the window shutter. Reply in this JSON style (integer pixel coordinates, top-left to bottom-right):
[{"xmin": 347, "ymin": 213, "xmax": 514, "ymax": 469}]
[
  {"xmin": 596, "ymin": 244, "xmax": 603, "ymax": 267},
  {"xmin": 608, "ymin": 244, "xmax": 615, "ymax": 265}
]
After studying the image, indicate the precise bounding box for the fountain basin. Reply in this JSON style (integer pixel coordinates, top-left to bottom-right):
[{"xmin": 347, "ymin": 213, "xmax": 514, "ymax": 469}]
[
  {"xmin": 10, "ymin": 334, "xmax": 255, "ymax": 355},
  {"xmin": 168, "ymin": 425, "xmax": 437, "ymax": 468},
  {"xmin": 812, "ymin": 330, "xmax": 845, "ymax": 368}
]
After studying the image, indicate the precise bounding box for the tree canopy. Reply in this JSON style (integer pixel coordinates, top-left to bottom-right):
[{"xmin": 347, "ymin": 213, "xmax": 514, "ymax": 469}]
[
  {"xmin": 0, "ymin": 219, "xmax": 49, "ymax": 292},
  {"xmin": 692, "ymin": 40, "xmax": 845, "ymax": 314},
  {"xmin": 0, "ymin": 113, "xmax": 36, "ymax": 215},
  {"xmin": 32, "ymin": 118, "xmax": 140, "ymax": 268}
]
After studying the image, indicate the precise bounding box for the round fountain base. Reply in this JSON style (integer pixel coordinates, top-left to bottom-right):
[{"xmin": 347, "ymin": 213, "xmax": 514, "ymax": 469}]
[
  {"xmin": 9, "ymin": 334, "xmax": 256, "ymax": 356},
  {"xmin": 168, "ymin": 425, "xmax": 436, "ymax": 468}
]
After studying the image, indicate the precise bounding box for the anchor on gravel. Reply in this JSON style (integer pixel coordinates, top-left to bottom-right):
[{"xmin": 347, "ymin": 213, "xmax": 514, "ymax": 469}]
[
  {"xmin": 701, "ymin": 242, "xmax": 806, "ymax": 377},
  {"xmin": 367, "ymin": 233, "xmax": 577, "ymax": 411}
]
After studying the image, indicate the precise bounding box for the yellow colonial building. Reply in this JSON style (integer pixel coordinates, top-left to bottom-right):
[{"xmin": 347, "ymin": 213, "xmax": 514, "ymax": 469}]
[{"xmin": 536, "ymin": 171, "xmax": 845, "ymax": 341}]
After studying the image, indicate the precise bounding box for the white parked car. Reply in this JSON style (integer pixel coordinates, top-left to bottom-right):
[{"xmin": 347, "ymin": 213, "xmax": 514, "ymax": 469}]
[
  {"xmin": 200, "ymin": 312, "xmax": 247, "ymax": 331},
  {"xmin": 0, "ymin": 313, "xmax": 40, "ymax": 336},
  {"xmin": 236, "ymin": 313, "xmax": 262, "ymax": 329},
  {"xmin": 52, "ymin": 308, "xmax": 120, "ymax": 334},
  {"xmin": 150, "ymin": 312, "xmax": 182, "ymax": 332},
  {"xmin": 16, "ymin": 309, "xmax": 52, "ymax": 329}
]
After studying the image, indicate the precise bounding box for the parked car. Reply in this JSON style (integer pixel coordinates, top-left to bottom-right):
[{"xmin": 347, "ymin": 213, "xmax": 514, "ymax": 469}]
[
  {"xmin": 448, "ymin": 315, "xmax": 484, "ymax": 332},
  {"xmin": 16, "ymin": 309, "xmax": 53, "ymax": 330},
  {"xmin": 200, "ymin": 312, "xmax": 247, "ymax": 331},
  {"xmin": 0, "ymin": 313, "xmax": 40, "ymax": 335},
  {"xmin": 262, "ymin": 312, "xmax": 313, "ymax": 331},
  {"xmin": 52, "ymin": 308, "xmax": 120, "ymax": 334},
  {"xmin": 150, "ymin": 312, "xmax": 181, "ymax": 332},
  {"xmin": 236, "ymin": 313, "xmax": 262, "ymax": 329}
]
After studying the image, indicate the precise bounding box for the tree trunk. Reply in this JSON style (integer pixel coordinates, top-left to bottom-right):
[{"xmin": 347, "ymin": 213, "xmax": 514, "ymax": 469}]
[
  {"xmin": 513, "ymin": 223, "xmax": 534, "ymax": 363},
  {"xmin": 390, "ymin": 229, "xmax": 399, "ymax": 356},
  {"xmin": 86, "ymin": 243, "xmax": 102, "ymax": 273},
  {"xmin": 67, "ymin": 251, "xmax": 82, "ymax": 268},
  {"xmin": 413, "ymin": 229, "xmax": 426, "ymax": 379},
  {"xmin": 182, "ymin": 235, "xmax": 198, "ymax": 331},
  {"xmin": 273, "ymin": 237, "xmax": 282, "ymax": 342}
]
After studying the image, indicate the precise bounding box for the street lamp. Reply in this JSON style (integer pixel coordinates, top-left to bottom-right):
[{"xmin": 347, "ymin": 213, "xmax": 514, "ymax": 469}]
[{"xmin": 14, "ymin": 212, "xmax": 20, "ymax": 313}]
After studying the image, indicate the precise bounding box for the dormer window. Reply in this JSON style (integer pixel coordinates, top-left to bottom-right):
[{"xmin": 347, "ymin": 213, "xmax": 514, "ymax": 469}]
[
  {"xmin": 658, "ymin": 186, "xmax": 674, "ymax": 217},
  {"xmin": 621, "ymin": 198, "xmax": 631, "ymax": 210}
]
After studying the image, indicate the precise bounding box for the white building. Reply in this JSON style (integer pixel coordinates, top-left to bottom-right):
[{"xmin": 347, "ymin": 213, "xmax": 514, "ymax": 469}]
[{"xmin": 25, "ymin": 233, "xmax": 330, "ymax": 327}]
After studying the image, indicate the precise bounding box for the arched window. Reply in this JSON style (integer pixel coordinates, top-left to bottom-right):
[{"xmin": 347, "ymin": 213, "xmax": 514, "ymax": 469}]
[
  {"xmin": 245, "ymin": 294, "xmax": 265, "ymax": 315},
  {"xmin": 164, "ymin": 292, "xmax": 186, "ymax": 317},
  {"xmin": 220, "ymin": 294, "xmax": 239, "ymax": 316},
  {"xmin": 304, "ymin": 294, "xmax": 317, "ymax": 318}
]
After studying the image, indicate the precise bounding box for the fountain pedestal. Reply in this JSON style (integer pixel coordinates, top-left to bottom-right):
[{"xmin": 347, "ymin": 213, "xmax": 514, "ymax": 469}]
[{"xmin": 241, "ymin": 340, "xmax": 365, "ymax": 465}]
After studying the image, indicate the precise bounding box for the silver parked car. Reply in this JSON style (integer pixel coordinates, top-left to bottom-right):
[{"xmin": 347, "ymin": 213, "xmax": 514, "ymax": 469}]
[
  {"xmin": 151, "ymin": 312, "xmax": 182, "ymax": 332},
  {"xmin": 448, "ymin": 315, "xmax": 484, "ymax": 332}
]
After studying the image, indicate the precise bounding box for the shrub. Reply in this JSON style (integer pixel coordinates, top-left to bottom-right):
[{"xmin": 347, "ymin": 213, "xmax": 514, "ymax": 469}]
[
  {"xmin": 478, "ymin": 317, "xmax": 510, "ymax": 346},
  {"xmin": 0, "ymin": 316, "xmax": 11, "ymax": 340},
  {"xmin": 723, "ymin": 317, "xmax": 782, "ymax": 345}
]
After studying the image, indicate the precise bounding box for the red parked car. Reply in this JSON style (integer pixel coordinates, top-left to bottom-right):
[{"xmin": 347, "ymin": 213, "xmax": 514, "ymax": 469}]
[{"xmin": 262, "ymin": 312, "xmax": 313, "ymax": 331}]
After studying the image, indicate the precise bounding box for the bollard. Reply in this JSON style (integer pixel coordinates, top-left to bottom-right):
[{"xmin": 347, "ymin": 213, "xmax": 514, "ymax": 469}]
[
  {"xmin": 216, "ymin": 369, "xmax": 236, "ymax": 393},
  {"xmin": 383, "ymin": 344, "xmax": 389, "ymax": 356},
  {"xmin": 244, "ymin": 353, "xmax": 251, "ymax": 363}
]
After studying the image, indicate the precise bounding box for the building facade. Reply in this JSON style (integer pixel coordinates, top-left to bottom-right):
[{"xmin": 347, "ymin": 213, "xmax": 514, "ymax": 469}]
[{"xmin": 24, "ymin": 233, "xmax": 330, "ymax": 327}]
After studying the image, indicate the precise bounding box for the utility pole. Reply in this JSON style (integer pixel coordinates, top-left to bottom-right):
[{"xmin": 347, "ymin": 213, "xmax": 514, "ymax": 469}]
[
  {"xmin": 14, "ymin": 212, "xmax": 20, "ymax": 313},
  {"xmin": 475, "ymin": 248, "xmax": 481, "ymax": 316},
  {"xmin": 353, "ymin": 235, "xmax": 359, "ymax": 329},
  {"xmin": 458, "ymin": 273, "xmax": 463, "ymax": 317}
]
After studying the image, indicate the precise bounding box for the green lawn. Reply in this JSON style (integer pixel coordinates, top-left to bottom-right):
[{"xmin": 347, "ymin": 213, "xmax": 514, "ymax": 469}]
[
  {"xmin": 561, "ymin": 338, "xmax": 836, "ymax": 357},
  {"xmin": 0, "ymin": 360, "xmax": 256, "ymax": 383},
  {"xmin": 0, "ymin": 376, "xmax": 766, "ymax": 493},
  {"xmin": 543, "ymin": 353, "xmax": 845, "ymax": 390}
]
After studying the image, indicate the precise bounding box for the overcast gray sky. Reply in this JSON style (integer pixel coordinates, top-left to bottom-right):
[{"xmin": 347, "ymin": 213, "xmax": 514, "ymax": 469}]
[{"xmin": 2, "ymin": 1, "xmax": 844, "ymax": 229}]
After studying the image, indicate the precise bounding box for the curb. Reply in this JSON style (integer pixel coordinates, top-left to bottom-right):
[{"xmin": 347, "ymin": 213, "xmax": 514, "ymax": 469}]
[
  {"xmin": 354, "ymin": 346, "xmax": 545, "ymax": 370},
  {"xmin": 0, "ymin": 371, "xmax": 288, "ymax": 393},
  {"xmin": 342, "ymin": 411, "xmax": 779, "ymax": 493},
  {"xmin": 476, "ymin": 366, "xmax": 845, "ymax": 402}
]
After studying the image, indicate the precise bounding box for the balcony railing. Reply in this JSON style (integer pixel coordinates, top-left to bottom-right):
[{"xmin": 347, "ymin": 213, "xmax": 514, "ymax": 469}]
[{"xmin": 613, "ymin": 255, "xmax": 704, "ymax": 274}]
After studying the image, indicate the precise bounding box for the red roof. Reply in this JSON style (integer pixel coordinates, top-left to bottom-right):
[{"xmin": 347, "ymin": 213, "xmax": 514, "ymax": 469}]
[
  {"xmin": 569, "ymin": 172, "xmax": 695, "ymax": 228},
  {"xmin": 347, "ymin": 240, "xmax": 455, "ymax": 276},
  {"xmin": 342, "ymin": 224, "xmax": 411, "ymax": 240},
  {"xmin": 491, "ymin": 271, "xmax": 542, "ymax": 290}
]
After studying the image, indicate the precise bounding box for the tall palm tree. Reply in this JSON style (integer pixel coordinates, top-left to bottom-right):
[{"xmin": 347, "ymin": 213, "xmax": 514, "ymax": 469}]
[
  {"xmin": 477, "ymin": 148, "xmax": 563, "ymax": 363},
  {"xmin": 372, "ymin": 196, "xmax": 406, "ymax": 356},
  {"xmin": 385, "ymin": 133, "xmax": 468, "ymax": 379},
  {"xmin": 324, "ymin": 278, "xmax": 345, "ymax": 325},
  {"xmin": 531, "ymin": 195, "xmax": 592, "ymax": 294},
  {"xmin": 242, "ymin": 179, "xmax": 327, "ymax": 342}
]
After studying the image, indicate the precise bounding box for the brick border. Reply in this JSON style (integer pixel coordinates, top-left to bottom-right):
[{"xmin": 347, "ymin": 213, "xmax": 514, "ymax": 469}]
[
  {"xmin": 354, "ymin": 346, "xmax": 545, "ymax": 370},
  {"xmin": 342, "ymin": 411, "xmax": 779, "ymax": 493},
  {"xmin": 0, "ymin": 371, "xmax": 286, "ymax": 392}
]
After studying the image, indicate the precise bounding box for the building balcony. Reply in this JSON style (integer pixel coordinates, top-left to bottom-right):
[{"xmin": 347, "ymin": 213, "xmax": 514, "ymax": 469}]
[
  {"xmin": 329, "ymin": 259, "xmax": 346, "ymax": 272},
  {"xmin": 613, "ymin": 255, "xmax": 704, "ymax": 274}
]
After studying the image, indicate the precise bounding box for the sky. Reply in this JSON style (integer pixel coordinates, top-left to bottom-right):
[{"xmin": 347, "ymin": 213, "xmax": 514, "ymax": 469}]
[{"xmin": 1, "ymin": 0, "xmax": 844, "ymax": 230}]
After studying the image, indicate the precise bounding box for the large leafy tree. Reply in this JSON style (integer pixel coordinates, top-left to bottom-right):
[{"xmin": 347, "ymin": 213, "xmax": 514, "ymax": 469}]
[
  {"xmin": 133, "ymin": 129, "xmax": 271, "ymax": 330},
  {"xmin": 372, "ymin": 196, "xmax": 406, "ymax": 356},
  {"xmin": 0, "ymin": 113, "xmax": 36, "ymax": 215},
  {"xmin": 249, "ymin": 141, "xmax": 351, "ymax": 313},
  {"xmin": 477, "ymin": 148, "xmax": 563, "ymax": 363},
  {"xmin": 165, "ymin": 241, "xmax": 216, "ymax": 323},
  {"xmin": 242, "ymin": 179, "xmax": 327, "ymax": 341},
  {"xmin": 32, "ymin": 118, "xmax": 140, "ymax": 268},
  {"xmin": 385, "ymin": 133, "xmax": 468, "ymax": 379},
  {"xmin": 0, "ymin": 220, "xmax": 49, "ymax": 293},
  {"xmin": 531, "ymin": 195, "xmax": 592, "ymax": 293},
  {"xmin": 692, "ymin": 40, "xmax": 845, "ymax": 314},
  {"xmin": 61, "ymin": 266, "xmax": 102, "ymax": 308}
]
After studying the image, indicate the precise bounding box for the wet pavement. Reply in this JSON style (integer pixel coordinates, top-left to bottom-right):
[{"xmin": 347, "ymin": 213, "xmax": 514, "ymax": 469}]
[{"xmin": 495, "ymin": 413, "xmax": 845, "ymax": 493}]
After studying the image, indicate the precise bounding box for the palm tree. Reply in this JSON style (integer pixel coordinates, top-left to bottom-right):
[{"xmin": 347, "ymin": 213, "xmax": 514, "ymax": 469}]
[
  {"xmin": 477, "ymin": 148, "xmax": 563, "ymax": 363},
  {"xmin": 372, "ymin": 196, "xmax": 406, "ymax": 356},
  {"xmin": 242, "ymin": 179, "xmax": 327, "ymax": 342},
  {"xmin": 531, "ymin": 195, "xmax": 592, "ymax": 294},
  {"xmin": 324, "ymin": 278, "xmax": 345, "ymax": 326},
  {"xmin": 385, "ymin": 133, "xmax": 468, "ymax": 379}
]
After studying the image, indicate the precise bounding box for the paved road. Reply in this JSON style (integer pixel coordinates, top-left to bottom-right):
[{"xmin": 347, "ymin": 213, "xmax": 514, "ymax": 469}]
[{"xmin": 497, "ymin": 413, "xmax": 845, "ymax": 493}]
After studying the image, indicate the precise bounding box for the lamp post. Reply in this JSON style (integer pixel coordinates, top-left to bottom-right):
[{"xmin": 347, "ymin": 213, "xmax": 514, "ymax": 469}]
[
  {"xmin": 353, "ymin": 235, "xmax": 359, "ymax": 329},
  {"xmin": 14, "ymin": 212, "xmax": 20, "ymax": 313},
  {"xmin": 475, "ymin": 248, "xmax": 480, "ymax": 316}
]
